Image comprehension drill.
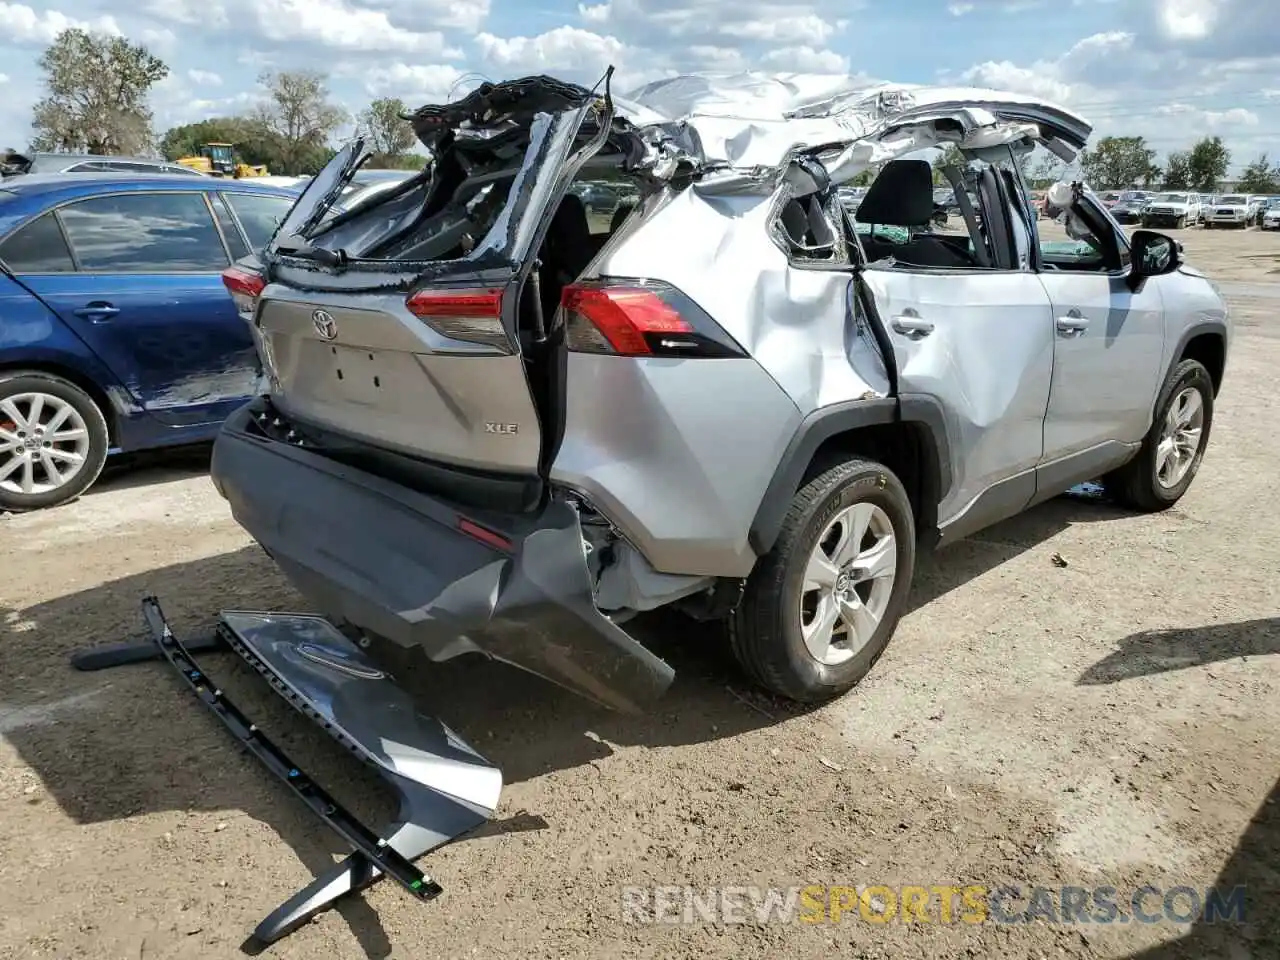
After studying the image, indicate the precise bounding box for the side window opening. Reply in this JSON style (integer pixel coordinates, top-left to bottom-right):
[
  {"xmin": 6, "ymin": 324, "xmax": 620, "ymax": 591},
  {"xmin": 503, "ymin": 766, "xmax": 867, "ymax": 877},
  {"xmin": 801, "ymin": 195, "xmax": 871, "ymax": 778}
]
[
  {"xmin": 57, "ymin": 192, "xmax": 231, "ymax": 273},
  {"xmin": 223, "ymin": 192, "xmax": 294, "ymax": 254},
  {"xmin": 854, "ymin": 157, "xmax": 1003, "ymax": 271},
  {"xmin": 1041, "ymin": 195, "xmax": 1125, "ymax": 273},
  {"xmin": 773, "ymin": 192, "xmax": 841, "ymax": 263},
  {"xmin": 0, "ymin": 213, "xmax": 76, "ymax": 273},
  {"xmin": 210, "ymin": 194, "xmax": 251, "ymax": 261}
]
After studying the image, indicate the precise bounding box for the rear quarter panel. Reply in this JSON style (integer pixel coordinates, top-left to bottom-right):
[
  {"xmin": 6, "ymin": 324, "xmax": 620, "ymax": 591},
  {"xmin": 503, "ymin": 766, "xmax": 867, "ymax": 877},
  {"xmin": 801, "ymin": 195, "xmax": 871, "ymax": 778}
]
[{"xmin": 555, "ymin": 186, "xmax": 893, "ymax": 579}]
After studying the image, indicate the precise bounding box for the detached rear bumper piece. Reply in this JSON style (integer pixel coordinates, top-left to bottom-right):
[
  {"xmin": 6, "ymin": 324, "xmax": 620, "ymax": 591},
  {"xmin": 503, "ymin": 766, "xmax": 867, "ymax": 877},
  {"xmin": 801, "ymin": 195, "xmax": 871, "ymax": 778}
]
[
  {"xmin": 210, "ymin": 400, "xmax": 675, "ymax": 712},
  {"xmin": 93, "ymin": 597, "xmax": 504, "ymax": 944}
]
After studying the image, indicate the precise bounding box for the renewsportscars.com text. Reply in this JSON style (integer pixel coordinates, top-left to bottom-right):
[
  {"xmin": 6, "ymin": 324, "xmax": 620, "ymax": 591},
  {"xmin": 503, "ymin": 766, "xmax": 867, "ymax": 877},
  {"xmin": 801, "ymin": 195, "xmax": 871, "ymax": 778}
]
[{"xmin": 620, "ymin": 884, "xmax": 1247, "ymax": 926}]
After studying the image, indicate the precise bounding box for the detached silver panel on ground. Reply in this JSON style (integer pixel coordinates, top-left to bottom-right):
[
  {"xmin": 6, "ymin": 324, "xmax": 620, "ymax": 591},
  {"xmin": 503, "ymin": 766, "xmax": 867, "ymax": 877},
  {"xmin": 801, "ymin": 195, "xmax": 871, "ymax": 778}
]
[{"xmin": 218, "ymin": 611, "xmax": 503, "ymax": 943}]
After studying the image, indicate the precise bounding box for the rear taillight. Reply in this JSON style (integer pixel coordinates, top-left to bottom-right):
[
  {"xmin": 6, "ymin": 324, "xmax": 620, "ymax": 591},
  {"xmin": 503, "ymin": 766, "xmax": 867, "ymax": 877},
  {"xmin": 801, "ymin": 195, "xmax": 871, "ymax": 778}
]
[
  {"xmin": 222, "ymin": 264, "xmax": 265, "ymax": 316},
  {"xmin": 405, "ymin": 287, "xmax": 509, "ymax": 350},
  {"xmin": 560, "ymin": 280, "xmax": 745, "ymax": 358}
]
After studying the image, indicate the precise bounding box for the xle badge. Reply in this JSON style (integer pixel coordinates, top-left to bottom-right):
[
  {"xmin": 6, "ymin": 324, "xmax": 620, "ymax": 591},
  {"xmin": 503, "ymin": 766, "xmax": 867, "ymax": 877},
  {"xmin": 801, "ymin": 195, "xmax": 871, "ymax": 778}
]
[{"xmin": 485, "ymin": 422, "xmax": 519, "ymax": 435}]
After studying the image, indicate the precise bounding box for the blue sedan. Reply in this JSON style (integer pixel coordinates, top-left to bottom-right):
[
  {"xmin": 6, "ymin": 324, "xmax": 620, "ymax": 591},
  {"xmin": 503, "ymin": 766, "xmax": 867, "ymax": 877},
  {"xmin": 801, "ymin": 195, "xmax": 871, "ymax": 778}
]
[{"xmin": 0, "ymin": 173, "xmax": 301, "ymax": 511}]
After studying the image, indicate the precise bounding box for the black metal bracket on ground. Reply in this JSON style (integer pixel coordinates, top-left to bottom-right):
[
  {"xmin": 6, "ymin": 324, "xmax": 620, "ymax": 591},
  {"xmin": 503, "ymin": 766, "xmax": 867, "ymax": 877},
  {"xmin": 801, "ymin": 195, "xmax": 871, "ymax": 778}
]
[{"xmin": 68, "ymin": 597, "xmax": 503, "ymax": 945}]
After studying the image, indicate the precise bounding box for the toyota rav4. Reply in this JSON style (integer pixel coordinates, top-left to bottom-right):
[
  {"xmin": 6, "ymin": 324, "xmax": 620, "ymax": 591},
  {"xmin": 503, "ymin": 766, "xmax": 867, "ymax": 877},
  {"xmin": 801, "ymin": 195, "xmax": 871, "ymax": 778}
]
[{"xmin": 211, "ymin": 72, "xmax": 1230, "ymax": 711}]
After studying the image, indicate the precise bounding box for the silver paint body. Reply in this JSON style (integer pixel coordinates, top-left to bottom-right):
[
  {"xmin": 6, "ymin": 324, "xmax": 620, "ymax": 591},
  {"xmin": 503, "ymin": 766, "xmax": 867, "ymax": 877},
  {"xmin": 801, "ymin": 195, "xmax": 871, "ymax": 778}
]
[{"xmin": 245, "ymin": 73, "xmax": 1232, "ymax": 605}]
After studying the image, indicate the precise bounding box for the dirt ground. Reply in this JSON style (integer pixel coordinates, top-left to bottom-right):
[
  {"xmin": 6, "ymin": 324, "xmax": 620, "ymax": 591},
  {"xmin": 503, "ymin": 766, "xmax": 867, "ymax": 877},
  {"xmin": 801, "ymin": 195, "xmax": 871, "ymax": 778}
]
[{"xmin": 1, "ymin": 224, "xmax": 1278, "ymax": 960}]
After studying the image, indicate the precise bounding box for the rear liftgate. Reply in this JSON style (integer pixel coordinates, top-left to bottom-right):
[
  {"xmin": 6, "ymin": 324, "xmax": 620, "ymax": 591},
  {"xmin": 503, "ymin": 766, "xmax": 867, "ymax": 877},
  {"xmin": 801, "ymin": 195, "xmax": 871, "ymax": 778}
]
[{"xmin": 70, "ymin": 597, "xmax": 502, "ymax": 945}]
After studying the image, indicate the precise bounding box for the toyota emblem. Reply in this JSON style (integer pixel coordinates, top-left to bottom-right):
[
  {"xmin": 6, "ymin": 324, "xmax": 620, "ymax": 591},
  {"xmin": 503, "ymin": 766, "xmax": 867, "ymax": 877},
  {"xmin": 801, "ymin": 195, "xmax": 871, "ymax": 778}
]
[{"xmin": 312, "ymin": 309, "xmax": 338, "ymax": 341}]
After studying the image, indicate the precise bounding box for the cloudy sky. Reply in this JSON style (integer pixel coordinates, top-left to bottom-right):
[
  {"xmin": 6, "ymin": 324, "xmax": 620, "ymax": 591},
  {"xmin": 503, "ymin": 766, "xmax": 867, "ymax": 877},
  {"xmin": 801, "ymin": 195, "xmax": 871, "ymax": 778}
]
[{"xmin": 0, "ymin": 0, "xmax": 1275, "ymax": 170}]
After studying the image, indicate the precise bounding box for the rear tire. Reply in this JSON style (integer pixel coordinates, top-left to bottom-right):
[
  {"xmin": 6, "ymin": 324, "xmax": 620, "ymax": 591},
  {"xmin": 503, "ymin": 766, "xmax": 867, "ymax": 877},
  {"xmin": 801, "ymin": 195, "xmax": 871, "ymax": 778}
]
[
  {"xmin": 0, "ymin": 371, "xmax": 109, "ymax": 512},
  {"xmin": 1107, "ymin": 359, "xmax": 1214, "ymax": 512},
  {"xmin": 729, "ymin": 458, "xmax": 916, "ymax": 703}
]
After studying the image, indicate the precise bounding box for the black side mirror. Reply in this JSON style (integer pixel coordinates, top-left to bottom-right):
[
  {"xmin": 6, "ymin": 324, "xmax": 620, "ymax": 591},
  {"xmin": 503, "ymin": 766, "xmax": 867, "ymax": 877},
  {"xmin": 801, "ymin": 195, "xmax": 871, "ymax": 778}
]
[{"xmin": 1127, "ymin": 229, "xmax": 1181, "ymax": 291}]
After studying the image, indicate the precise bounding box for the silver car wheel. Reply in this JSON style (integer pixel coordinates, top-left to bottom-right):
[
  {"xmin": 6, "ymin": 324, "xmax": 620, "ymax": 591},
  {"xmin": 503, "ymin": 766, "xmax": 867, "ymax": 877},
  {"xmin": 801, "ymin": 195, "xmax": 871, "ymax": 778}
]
[
  {"xmin": 799, "ymin": 502, "xmax": 897, "ymax": 666},
  {"xmin": 1155, "ymin": 386, "xmax": 1205, "ymax": 489},
  {"xmin": 0, "ymin": 392, "xmax": 92, "ymax": 496}
]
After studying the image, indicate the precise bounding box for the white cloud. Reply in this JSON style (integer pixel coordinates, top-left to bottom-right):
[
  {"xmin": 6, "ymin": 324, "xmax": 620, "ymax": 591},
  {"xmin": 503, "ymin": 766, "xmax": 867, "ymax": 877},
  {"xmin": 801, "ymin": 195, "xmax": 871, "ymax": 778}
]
[
  {"xmin": 957, "ymin": 20, "xmax": 1280, "ymax": 168},
  {"xmin": 140, "ymin": 27, "xmax": 178, "ymax": 53},
  {"xmin": 143, "ymin": 0, "xmax": 226, "ymax": 27},
  {"xmin": 142, "ymin": 0, "xmax": 465, "ymax": 54},
  {"xmin": 0, "ymin": 74, "xmax": 8, "ymax": 84},
  {"xmin": 0, "ymin": 2, "xmax": 120, "ymax": 44},
  {"xmin": 960, "ymin": 31, "xmax": 1136, "ymax": 105},
  {"xmin": 1156, "ymin": 103, "xmax": 1259, "ymax": 128},
  {"xmin": 476, "ymin": 26, "xmax": 626, "ymax": 76},
  {"xmin": 358, "ymin": 0, "xmax": 490, "ymax": 33},
  {"xmin": 720, "ymin": 14, "xmax": 839, "ymax": 45},
  {"xmin": 1156, "ymin": 0, "xmax": 1218, "ymax": 40},
  {"xmin": 250, "ymin": 0, "xmax": 460, "ymax": 55},
  {"xmin": 576, "ymin": 0, "xmax": 848, "ymax": 60},
  {"xmin": 759, "ymin": 45, "xmax": 849, "ymax": 73},
  {"xmin": 0, "ymin": 0, "xmax": 1276, "ymax": 170},
  {"xmin": 362, "ymin": 63, "xmax": 469, "ymax": 102}
]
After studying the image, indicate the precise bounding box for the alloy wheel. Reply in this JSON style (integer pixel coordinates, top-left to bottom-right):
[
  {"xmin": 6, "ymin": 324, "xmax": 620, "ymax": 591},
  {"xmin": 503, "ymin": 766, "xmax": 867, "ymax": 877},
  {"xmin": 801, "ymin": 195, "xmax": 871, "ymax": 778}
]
[
  {"xmin": 1155, "ymin": 386, "xmax": 1205, "ymax": 489},
  {"xmin": 799, "ymin": 502, "xmax": 897, "ymax": 666},
  {"xmin": 0, "ymin": 392, "xmax": 92, "ymax": 496}
]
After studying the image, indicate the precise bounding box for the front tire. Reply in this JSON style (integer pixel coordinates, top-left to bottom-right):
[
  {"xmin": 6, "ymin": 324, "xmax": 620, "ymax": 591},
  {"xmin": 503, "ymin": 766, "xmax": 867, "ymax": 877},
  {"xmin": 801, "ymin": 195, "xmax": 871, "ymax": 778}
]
[
  {"xmin": 729, "ymin": 458, "xmax": 916, "ymax": 702},
  {"xmin": 1176, "ymin": 215, "xmax": 1187, "ymax": 229},
  {"xmin": 0, "ymin": 371, "xmax": 109, "ymax": 512},
  {"xmin": 1108, "ymin": 359, "xmax": 1214, "ymax": 512}
]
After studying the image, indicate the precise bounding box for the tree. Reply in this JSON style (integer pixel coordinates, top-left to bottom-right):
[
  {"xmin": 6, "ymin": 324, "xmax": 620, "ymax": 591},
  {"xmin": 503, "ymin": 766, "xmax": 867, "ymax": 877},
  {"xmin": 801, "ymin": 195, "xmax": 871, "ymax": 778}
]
[
  {"xmin": 159, "ymin": 117, "xmax": 277, "ymax": 167},
  {"xmin": 1163, "ymin": 151, "xmax": 1191, "ymax": 189},
  {"xmin": 931, "ymin": 143, "xmax": 964, "ymax": 185},
  {"xmin": 1078, "ymin": 136, "xmax": 1156, "ymax": 190},
  {"xmin": 1025, "ymin": 151, "xmax": 1065, "ymax": 189},
  {"xmin": 1237, "ymin": 153, "xmax": 1280, "ymax": 194},
  {"xmin": 357, "ymin": 97, "xmax": 417, "ymax": 166},
  {"xmin": 30, "ymin": 29, "xmax": 168, "ymax": 155},
  {"xmin": 253, "ymin": 70, "xmax": 347, "ymax": 175},
  {"xmin": 1186, "ymin": 136, "xmax": 1230, "ymax": 193}
]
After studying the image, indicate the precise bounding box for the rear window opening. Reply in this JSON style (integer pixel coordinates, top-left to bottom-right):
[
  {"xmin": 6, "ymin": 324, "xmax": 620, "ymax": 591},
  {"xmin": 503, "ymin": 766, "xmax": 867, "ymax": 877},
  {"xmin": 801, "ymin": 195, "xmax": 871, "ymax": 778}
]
[{"xmin": 290, "ymin": 106, "xmax": 644, "ymax": 269}]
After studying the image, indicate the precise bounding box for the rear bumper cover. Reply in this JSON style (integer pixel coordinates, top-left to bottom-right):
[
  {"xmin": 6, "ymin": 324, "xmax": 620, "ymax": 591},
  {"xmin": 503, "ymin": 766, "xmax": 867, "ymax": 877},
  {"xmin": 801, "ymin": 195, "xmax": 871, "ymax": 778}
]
[{"xmin": 210, "ymin": 401, "xmax": 675, "ymax": 712}]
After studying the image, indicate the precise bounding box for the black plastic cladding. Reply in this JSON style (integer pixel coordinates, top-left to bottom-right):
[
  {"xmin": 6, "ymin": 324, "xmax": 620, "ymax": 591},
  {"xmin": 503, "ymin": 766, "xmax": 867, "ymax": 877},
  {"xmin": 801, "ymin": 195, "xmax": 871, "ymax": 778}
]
[{"xmin": 566, "ymin": 278, "xmax": 748, "ymax": 358}]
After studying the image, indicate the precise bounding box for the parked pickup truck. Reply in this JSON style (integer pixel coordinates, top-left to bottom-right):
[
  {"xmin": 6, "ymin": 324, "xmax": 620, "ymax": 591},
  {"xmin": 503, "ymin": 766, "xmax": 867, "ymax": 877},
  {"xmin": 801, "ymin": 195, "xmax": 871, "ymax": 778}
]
[
  {"xmin": 1141, "ymin": 192, "xmax": 1202, "ymax": 229},
  {"xmin": 1204, "ymin": 194, "xmax": 1260, "ymax": 228}
]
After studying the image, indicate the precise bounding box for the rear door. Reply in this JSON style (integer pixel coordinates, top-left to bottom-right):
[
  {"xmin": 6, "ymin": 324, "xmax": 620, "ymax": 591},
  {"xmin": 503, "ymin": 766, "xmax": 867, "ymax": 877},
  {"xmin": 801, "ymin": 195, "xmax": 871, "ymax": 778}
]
[
  {"xmin": 860, "ymin": 162, "xmax": 1056, "ymax": 540},
  {"xmin": 252, "ymin": 84, "xmax": 615, "ymax": 479},
  {"xmin": 16, "ymin": 190, "xmax": 260, "ymax": 427}
]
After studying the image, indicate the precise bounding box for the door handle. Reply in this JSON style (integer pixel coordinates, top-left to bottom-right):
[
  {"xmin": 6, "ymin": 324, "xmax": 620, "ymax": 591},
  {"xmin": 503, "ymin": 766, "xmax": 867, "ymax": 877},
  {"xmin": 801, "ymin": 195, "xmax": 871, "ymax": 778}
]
[
  {"xmin": 1055, "ymin": 311, "xmax": 1089, "ymax": 336},
  {"xmin": 891, "ymin": 315, "xmax": 935, "ymax": 339},
  {"xmin": 73, "ymin": 302, "xmax": 120, "ymax": 322}
]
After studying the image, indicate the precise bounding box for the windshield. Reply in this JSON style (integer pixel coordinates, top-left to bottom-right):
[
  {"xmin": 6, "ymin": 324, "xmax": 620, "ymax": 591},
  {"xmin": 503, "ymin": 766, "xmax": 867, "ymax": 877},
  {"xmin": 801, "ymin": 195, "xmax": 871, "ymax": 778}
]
[
  {"xmin": 1152, "ymin": 193, "xmax": 1188, "ymax": 203},
  {"xmin": 1219, "ymin": 195, "xmax": 1247, "ymax": 204}
]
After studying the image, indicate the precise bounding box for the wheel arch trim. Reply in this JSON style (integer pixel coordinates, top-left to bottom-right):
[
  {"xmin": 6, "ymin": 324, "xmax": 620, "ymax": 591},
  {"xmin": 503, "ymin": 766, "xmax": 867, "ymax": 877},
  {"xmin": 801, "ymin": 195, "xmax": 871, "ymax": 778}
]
[{"xmin": 748, "ymin": 396, "xmax": 954, "ymax": 556}]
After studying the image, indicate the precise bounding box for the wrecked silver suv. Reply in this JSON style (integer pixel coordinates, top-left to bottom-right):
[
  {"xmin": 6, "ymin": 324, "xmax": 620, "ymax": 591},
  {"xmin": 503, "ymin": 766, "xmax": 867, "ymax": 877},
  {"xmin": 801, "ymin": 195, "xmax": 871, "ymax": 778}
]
[{"xmin": 214, "ymin": 72, "xmax": 1230, "ymax": 713}]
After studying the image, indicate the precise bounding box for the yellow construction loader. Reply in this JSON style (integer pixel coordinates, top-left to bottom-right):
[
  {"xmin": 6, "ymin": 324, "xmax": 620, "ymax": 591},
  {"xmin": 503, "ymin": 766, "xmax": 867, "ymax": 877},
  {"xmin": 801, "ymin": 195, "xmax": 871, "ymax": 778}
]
[{"xmin": 175, "ymin": 143, "xmax": 268, "ymax": 178}]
